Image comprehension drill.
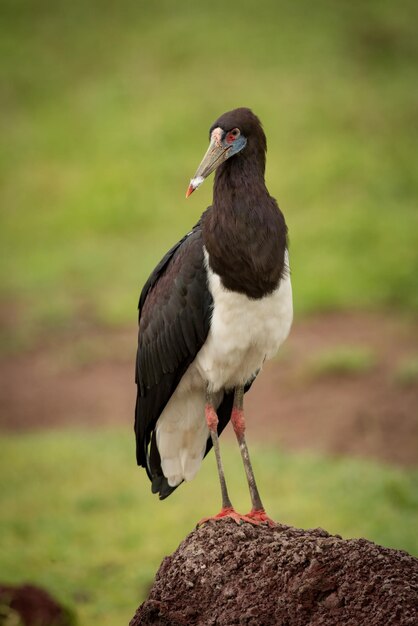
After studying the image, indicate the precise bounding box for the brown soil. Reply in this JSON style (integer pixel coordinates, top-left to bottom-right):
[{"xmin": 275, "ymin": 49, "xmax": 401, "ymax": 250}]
[
  {"xmin": 0, "ymin": 312, "xmax": 417, "ymax": 466},
  {"xmin": 130, "ymin": 519, "xmax": 418, "ymax": 626},
  {"xmin": 0, "ymin": 583, "xmax": 74, "ymax": 626}
]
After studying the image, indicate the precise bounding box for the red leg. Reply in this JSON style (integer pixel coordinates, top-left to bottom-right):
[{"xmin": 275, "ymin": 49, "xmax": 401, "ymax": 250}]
[
  {"xmin": 232, "ymin": 386, "xmax": 276, "ymax": 526},
  {"xmin": 199, "ymin": 395, "xmax": 250, "ymax": 525},
  {"xmin": 198, "ymin": 507, "xmax": 254, "ymax": 526},
  {"xmin": 245, "ymin": 508, "xmax": 276, "ymax": 527}
]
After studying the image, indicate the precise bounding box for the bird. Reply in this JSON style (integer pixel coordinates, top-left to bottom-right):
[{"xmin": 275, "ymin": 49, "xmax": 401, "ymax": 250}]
[{"xmin": 135, "ymin": 107, "xmax": 292, "ymax": 525}]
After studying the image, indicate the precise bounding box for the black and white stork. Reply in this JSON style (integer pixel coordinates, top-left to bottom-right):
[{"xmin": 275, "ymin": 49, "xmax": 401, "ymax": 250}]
[{"xmin": 135, "ymin": 108, "xmax": 292, "ymax": 525}]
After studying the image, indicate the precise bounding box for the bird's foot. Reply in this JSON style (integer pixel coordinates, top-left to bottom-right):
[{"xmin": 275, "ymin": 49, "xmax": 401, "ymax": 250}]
[
  {"xmin": 244, "ymin": 508, "xmax": 276, "ymax": 527},
  {"xmin": 197, "ymin": 506, "xmax": 254, "ymax": 526}
]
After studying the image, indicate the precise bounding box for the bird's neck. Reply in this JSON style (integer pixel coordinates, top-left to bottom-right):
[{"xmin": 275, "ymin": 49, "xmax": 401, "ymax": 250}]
[
  {"xmin": 202, "ymin": 152, "xmax": 288, "ymax": 299},
  {"xmin": 212, "ymin": 149, "xmax": 268, "ymax": 212}
]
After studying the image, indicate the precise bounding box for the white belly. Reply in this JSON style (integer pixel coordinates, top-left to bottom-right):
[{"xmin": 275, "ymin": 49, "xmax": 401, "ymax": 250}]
[
  {"xmin": 195, "ymin": 251, "xmax": 293, "ymax": 392},
  {"xmin": 156, "ymin": 251, "xmax": 293, "ymax": 487}
]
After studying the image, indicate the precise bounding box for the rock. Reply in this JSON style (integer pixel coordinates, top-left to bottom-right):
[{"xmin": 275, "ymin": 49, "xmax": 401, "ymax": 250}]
[{"xmin": 130, "ymin": 519, "xmax": 418, "ymax": 626}]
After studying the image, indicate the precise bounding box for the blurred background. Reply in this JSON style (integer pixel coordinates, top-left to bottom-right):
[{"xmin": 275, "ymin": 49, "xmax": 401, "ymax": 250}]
[{"xmin": 1, "ymin": 0, "xmax": 417, "ymax": 624}]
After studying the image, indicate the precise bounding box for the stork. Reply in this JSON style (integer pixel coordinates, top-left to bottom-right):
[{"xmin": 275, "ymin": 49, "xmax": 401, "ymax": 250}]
[{"xmin": 135, "ymin": 108, "xmax": 293, "ymax": 525}]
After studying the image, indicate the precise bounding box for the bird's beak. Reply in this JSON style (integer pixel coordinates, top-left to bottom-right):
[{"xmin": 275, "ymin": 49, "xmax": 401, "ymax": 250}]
[{"xmin": 186, "ymin": 128, "xmax": 230, "ymax": 198}]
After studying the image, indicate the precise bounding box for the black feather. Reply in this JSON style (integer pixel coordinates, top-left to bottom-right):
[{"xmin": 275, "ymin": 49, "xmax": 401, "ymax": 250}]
[{"xmin": 135, "ymin": 222, "xmax": 213, "ymax": 493}]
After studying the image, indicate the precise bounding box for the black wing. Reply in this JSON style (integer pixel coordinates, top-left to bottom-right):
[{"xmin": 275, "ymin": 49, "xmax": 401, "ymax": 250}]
[
  {"xmin": 135, "ymin": 220, "xmax": 257, "ymax": 499},
  {"xmin": 135, "ymin": 222, "xmax": 213, "ymax": 498}
]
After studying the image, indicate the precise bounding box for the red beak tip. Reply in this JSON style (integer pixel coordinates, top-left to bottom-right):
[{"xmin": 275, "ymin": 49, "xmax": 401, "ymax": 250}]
[{"xmin": 186, "ymin": 184, "xmax": 194, "ymax": 198}]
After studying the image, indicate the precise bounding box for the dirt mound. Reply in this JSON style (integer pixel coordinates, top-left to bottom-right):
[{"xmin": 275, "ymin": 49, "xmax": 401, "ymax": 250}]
[
  {"xmin": 0, "ymin": 583, "xmax": 74, "ymax": 626},
  {"xmin": 131, "ymin": 519, "xmax": 418, "ymax": 626}
]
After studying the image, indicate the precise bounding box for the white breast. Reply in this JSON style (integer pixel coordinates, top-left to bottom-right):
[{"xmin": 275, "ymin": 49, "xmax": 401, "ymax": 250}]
[{"xmin": 195, "ymin": 248, "xmax": 293, "ymax": 392}]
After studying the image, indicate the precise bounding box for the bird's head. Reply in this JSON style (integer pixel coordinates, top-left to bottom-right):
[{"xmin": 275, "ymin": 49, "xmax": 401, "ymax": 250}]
[{"xmin": 186, "ymin": 107, "xmax": 266, "ymax": 198}]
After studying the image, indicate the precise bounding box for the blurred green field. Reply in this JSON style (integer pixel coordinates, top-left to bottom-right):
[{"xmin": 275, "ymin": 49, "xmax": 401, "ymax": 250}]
[
  {"xmin": 1, "ymin": 0, "xmax": 418, "ymax": 353},
  {"xmin": 0, "ymin": 430, "xmax": 417, "ymax": 625}
]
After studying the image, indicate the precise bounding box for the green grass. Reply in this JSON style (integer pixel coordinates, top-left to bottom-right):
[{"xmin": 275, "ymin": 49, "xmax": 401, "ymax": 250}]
[
  {"xmin": 307, "ymin": 345, "xmax": 376, "ymax": 377},
  {"xmin": 0, "ymin": 430, "xmax": 417, "ymax": 625},
  {"xmin": 1, "ymin": 7, "xmax": 416, "ymax": 623},
  {"xmin": 394, "ymin": 355, "xmax": 418, "ymax": 387},
  {"xmin": 1, "ymin": 0, "xmax": 418, "ymax": 352}
]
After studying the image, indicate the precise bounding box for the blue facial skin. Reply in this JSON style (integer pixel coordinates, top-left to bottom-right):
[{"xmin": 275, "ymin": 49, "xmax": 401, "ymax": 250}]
[{"xmin": 226, "ymin": 134, "xmax": 247, "ymax": 157}]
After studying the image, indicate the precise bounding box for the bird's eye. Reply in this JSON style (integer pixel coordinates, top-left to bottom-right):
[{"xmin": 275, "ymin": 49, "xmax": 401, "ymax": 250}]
[{"xmin": 226, "ymin": 128, "xmax": 240, "ymax": 144}]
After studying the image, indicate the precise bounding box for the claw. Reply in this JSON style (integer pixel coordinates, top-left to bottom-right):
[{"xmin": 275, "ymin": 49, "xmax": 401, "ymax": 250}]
[
  {"xmin": 245, "ymin": 508, "xmax": 276, "ymax": 527},
  {"xmin": 197, "ymin": 506, "xmax": 254, "ymax": 526}
]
